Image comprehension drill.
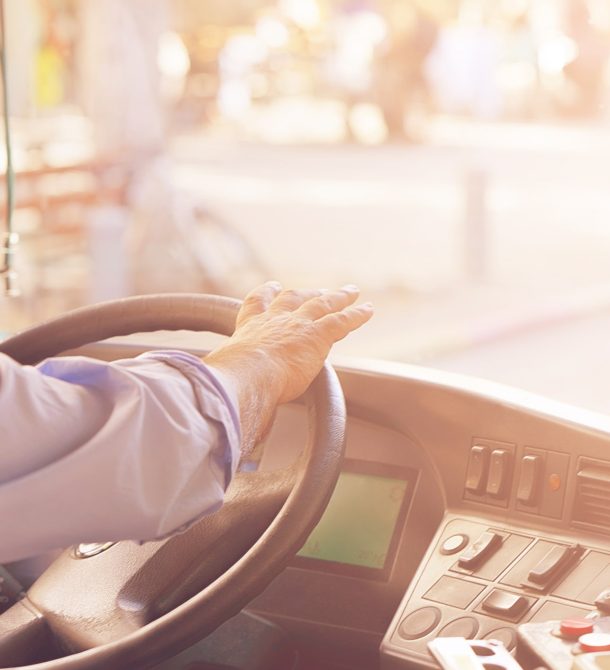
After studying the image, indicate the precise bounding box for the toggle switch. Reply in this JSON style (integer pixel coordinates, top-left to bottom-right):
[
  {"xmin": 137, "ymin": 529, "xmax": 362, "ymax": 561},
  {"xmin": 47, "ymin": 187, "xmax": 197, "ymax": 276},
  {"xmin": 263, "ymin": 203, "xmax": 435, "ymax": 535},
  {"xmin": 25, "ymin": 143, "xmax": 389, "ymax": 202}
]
[
  {"xmin": 465, "ymin": 446, "xmax": 489, "ymax": 494},
  {"xmin": 517, "ymin": 454, "xmax": 542, "ymax": 506},
  {"xmin": 459, "ymin": 531, "xmax": 502, "ymax": 569},
  {"xmin": 527, "ymin": 543, "xmax": 584, "ymax": 587},
  {"xmin": 482, "ymin": 589, "xmax": 530, "ymax": 618},
  {"xmin": 486, "ymin": 449, "xmax": 511, "ymax": 498}
]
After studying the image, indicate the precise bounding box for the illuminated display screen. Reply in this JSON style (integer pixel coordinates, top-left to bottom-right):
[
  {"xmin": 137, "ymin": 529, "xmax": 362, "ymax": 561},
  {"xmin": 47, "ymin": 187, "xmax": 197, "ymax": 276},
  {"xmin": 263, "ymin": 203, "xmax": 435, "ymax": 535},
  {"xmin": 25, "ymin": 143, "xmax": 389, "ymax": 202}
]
[{"xmin": 296, "ymin": 461, "xmax": 415, "ymax": 578}]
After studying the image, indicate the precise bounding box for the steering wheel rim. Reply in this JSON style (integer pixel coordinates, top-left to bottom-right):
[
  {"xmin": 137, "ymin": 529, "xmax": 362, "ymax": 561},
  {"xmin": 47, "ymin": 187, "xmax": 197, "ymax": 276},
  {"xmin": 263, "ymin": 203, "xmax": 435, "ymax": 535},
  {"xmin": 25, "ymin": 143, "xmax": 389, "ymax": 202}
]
[{"xmin": 0, "ymin": 293, "xmax": 347, "ymax": 670}]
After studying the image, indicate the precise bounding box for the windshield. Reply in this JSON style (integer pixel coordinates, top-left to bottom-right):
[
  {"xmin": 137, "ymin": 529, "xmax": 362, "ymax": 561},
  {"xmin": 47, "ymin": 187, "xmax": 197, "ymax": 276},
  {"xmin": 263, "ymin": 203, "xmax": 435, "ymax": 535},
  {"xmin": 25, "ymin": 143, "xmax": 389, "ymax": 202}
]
[{"xmin": 1, "ymin": 0, "xmax": 609, "ymax": 412}]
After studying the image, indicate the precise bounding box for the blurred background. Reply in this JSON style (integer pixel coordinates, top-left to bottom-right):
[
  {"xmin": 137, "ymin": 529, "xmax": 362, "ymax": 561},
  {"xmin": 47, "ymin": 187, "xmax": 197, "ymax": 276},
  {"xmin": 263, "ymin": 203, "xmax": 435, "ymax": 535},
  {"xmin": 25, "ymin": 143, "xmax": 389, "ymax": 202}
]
[{"xmin": 2, "ymin": 0, "xmax": 610, "ymax": 411}]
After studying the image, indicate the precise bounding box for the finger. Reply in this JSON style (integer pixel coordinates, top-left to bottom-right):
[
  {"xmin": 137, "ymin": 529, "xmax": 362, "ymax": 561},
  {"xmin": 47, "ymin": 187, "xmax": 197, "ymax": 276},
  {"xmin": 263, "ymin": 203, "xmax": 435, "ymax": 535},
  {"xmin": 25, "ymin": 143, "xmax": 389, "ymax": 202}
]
[
  {"xmin": 315, "ymin": 303, "xmax": 374, "ymax": 343},
  {"xmin": 296, "ymin": 285, "xmax": 360, "ymax": 320},
  {"xmin": 269, "ymin": 287, "xmax": 325, "ymax": 312},
  {"xmin": 237, "ymin": 281, "xmax": 283, "ymax": 324}
]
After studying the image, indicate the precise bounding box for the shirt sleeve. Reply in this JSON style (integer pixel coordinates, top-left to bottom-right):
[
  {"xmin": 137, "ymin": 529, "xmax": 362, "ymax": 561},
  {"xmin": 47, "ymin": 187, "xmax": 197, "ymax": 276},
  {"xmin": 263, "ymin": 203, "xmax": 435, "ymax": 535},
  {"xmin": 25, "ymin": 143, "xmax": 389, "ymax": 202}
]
[{"xmin": 0, "ymin": 350, "xmax": 242, "ymax": 564}]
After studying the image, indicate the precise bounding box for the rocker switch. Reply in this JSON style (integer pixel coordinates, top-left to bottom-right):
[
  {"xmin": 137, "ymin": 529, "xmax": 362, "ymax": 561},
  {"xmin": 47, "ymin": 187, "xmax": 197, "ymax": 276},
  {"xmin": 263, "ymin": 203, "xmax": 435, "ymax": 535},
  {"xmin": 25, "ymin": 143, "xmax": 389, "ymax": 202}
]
[
  {"xmin": 527, "ymin": 544, "xmax": 584, "ymax": 586},
  {"xmin": 458, "ymin": 531, "xmax": 502, "ymax": 569},
  {"xmin": 486, "ymin": 449, "xmax": 510, "ymax": 497},
  {"xmin": 517, "ymin": 455, "xmax": 542, "ymax": 506},
  {"xmin": 482, "ymin": 589, "xmax": 530, "ymax": 618},
  {"xmin": 465, "ymin": 446, "xmax": 489, "ymax": 494}
]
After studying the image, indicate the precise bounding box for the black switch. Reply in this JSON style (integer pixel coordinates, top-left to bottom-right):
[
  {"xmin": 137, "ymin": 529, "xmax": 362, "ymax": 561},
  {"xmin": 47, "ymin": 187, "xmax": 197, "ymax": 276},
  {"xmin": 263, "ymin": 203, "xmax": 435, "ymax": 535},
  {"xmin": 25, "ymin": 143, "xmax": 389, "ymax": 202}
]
[
  {"xmin": 465, "ymin": 446, "xmax": 489, "ymax": 494},
  {"xmin": 517, "ymin": 455, "xmax": 542, "ymax": 506},
  {"xmin": 458, "ymin": 531, "xmax": 502, "ymax": 569},
  {"xmin": 486, "ymin": 449, "xmax": 510, "ymax": 497},
  {"xmin": 527, "ymin": 544, "xmax": 584, "ymax": 586},
  {"xmin": 482, "ymin": 589, "xmax": 530, "ymax": 618}
]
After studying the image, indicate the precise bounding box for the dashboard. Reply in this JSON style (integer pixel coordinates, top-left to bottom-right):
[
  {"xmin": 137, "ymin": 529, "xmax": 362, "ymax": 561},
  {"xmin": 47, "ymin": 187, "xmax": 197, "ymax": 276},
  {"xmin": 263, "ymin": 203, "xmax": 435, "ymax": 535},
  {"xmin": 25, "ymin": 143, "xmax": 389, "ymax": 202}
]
[
  {"xmin": 246, "ymin": 355, "xmax": 610, "ymax": 670},
  {"xmin": 6, "ymin": 334, "xmax": 610, "ymax": 670},
  {"xmin": 247, "ymin": 402, "xmax": 444, "ymax": 666}
]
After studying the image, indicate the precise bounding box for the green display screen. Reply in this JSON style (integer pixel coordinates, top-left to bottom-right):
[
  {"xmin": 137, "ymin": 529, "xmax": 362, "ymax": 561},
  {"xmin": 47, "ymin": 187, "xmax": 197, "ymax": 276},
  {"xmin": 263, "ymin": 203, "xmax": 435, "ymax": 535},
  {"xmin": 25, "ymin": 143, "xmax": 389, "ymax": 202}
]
[{"xmin": 297, "ymin": 469, "xmax": 409, "ymax": 570}]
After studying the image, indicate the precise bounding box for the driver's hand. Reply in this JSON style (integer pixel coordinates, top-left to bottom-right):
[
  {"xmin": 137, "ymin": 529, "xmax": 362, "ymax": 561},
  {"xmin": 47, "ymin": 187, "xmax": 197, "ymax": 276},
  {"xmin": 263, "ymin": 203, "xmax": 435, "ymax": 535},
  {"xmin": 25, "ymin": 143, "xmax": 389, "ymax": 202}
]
[{"xmin": 204, "ymin": 281, "xmax": 373, "ymax": 451}]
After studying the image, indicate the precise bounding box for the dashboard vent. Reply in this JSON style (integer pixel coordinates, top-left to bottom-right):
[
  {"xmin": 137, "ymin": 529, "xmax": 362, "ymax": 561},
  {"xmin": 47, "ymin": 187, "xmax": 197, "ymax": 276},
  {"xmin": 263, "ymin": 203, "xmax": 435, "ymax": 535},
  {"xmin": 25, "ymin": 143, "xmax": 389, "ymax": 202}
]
[{"xmin": 574, "ymin": 458, "xmax": 610, "ymax": 531}]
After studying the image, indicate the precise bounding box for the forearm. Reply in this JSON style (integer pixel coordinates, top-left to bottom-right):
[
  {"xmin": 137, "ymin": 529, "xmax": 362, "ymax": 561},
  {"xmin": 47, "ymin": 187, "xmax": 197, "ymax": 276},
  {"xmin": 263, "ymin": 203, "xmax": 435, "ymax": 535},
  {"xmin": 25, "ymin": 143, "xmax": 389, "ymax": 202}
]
[
  {"xmin": 0, "ymin": 352, "xmax": 240, "ymax": 562},
  {"xmin": 0, "ymin": 354, "xmax": 110, "ymax": 483}
]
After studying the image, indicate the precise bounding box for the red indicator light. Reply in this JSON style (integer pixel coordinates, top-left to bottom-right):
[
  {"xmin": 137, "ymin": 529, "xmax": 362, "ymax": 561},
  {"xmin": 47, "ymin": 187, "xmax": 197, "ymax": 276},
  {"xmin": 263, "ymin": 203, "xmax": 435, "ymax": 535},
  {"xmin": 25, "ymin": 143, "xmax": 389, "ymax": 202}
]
[
  {"xmin": 548, "ymin": 473, "xmax": 561, "ymax": 492},
  {"xmin": 560, "ymin": 619, "xmax": 594, "ymax": 638}
]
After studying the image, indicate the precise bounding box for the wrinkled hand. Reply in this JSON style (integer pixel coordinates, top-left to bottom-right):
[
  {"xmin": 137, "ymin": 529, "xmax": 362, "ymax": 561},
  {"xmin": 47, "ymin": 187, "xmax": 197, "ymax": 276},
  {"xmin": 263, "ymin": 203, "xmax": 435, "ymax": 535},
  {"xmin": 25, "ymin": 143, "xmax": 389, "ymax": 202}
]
[{"xmin": 204, "ymin": 282, "xmax": 373, "ymax": 451}]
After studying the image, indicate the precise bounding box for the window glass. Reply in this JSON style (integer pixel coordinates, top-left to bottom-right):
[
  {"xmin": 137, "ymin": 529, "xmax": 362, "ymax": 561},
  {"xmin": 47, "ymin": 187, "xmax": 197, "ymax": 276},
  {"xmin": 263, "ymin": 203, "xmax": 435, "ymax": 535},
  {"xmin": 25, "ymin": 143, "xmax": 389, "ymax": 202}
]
[{"xmin": 1, "ymin": 0, "xmax": 610, "ymax": 412}]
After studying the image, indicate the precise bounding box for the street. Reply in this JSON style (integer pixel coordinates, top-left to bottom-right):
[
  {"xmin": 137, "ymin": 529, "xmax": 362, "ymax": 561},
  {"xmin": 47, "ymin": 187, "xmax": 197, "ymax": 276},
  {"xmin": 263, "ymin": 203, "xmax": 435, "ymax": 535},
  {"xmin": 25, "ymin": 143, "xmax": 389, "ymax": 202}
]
[{"xmin": 170, "ymin": 119, "xmax": 610, "ymax": 413}]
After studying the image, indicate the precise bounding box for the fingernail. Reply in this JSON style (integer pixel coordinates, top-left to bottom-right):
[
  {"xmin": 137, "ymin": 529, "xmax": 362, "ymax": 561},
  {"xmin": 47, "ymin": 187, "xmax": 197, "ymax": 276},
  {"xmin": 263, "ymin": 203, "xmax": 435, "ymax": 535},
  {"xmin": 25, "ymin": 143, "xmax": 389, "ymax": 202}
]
[
  {"xmin": 266, "ymin": 280, "xmax": 282, "ymax": 289},
  {"xmin": 341, "ymin": 284, "xmax": 359, "ymax": 292},
  {"xmin": 361, "ymin": 302, "xmax": 374, "ymax": 310}
]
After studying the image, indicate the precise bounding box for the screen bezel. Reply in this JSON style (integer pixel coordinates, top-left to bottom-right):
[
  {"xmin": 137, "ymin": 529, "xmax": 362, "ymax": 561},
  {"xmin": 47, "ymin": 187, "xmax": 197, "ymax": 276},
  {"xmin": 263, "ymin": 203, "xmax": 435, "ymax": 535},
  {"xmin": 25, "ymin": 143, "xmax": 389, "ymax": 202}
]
[{"xmin": 292, "ymin": 459, "xmax": 418, "ymax": 581}]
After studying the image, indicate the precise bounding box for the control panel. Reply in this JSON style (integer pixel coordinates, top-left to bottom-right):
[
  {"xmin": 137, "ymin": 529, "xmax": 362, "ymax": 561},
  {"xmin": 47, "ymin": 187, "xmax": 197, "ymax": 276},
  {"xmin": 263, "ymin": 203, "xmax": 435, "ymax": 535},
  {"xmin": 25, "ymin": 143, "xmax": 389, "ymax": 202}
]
[
  {"xmin": 381, "ymin": 516, "xmax": 610, "ymax": 669},
  {"xmin": 464, "ymin": 439, "xmax": 570, "ymax": 519}
]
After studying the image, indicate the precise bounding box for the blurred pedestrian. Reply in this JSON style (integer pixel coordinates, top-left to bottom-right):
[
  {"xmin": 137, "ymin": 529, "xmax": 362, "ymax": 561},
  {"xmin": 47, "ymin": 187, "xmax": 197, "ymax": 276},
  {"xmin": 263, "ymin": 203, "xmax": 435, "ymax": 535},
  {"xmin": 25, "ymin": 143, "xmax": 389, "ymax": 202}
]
[{"xmin": 376, "ymin": 3, "xmax": 438, "ymax": 141}]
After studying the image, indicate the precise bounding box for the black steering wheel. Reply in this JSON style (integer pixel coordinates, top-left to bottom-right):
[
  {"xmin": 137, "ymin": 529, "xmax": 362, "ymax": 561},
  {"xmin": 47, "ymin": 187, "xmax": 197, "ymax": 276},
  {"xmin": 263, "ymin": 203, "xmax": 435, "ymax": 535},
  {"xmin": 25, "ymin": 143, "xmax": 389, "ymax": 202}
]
[{"xmin": 0, "ymin": 294, "xmax": 347, "ymax": 670}]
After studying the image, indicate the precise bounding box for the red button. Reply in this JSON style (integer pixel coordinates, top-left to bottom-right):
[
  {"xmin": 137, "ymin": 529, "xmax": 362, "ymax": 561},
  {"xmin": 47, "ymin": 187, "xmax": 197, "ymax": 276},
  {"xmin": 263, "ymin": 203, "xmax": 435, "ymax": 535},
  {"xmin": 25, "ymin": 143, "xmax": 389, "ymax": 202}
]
[
  {"xmin": 579, "ymin": 633, "xmax": 610, "ymax": 652},
  {"xmin": 560, "ymin": 619, "xmax": 594, "ymax": 638}
]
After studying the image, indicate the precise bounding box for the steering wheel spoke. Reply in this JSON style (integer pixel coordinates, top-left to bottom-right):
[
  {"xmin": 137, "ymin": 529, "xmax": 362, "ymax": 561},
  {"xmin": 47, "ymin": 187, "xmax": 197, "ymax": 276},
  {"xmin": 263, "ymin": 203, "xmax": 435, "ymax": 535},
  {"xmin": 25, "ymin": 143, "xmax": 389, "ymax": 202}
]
[
  {"xmin": 120, "ymin": 467, "xmax": 298, "ymax": 624},
  {"xmin": 0, "ymin": 600, "xmax": 53, "ymax": 666}
]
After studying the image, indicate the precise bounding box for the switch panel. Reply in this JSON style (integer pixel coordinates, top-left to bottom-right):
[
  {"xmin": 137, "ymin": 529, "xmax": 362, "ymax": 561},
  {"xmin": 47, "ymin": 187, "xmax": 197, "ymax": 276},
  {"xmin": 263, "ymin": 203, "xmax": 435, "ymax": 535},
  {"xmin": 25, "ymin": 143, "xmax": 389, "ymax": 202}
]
[
  {"xmin": 383, "ymin": 518, "xmax": 598, "ymax": 670},
  {"xmin": 464, "ymin": 439, "xmax": 515, "ymax": 508}
]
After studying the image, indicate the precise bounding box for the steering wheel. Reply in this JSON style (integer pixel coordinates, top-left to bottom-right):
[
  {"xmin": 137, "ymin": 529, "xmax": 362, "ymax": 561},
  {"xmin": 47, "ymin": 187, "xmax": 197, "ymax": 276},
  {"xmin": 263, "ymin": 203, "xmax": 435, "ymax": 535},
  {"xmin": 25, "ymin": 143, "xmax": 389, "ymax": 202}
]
[{"xmin": 0, "ymin": 294, "xmax": 347, "ymax": 670}]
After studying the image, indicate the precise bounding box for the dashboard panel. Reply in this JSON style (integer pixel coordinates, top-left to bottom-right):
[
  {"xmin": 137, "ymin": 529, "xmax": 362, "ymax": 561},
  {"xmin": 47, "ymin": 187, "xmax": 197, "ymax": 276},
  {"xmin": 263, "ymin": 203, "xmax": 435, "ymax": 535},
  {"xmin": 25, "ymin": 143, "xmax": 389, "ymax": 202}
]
[
  {"xmin": 51, "ymin": 338, "xmax": 610, "ymax": 670},
  {"xmin": 247, "ymin": 403, "xmax": 445, "ymax": 661},
  {"xmin": 257, "ymin": 358, "xmax": 610, "ymax": 670},
  {"xmin": 332, "ymin": 359, "xmax": 610, "ymax": 670}
]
